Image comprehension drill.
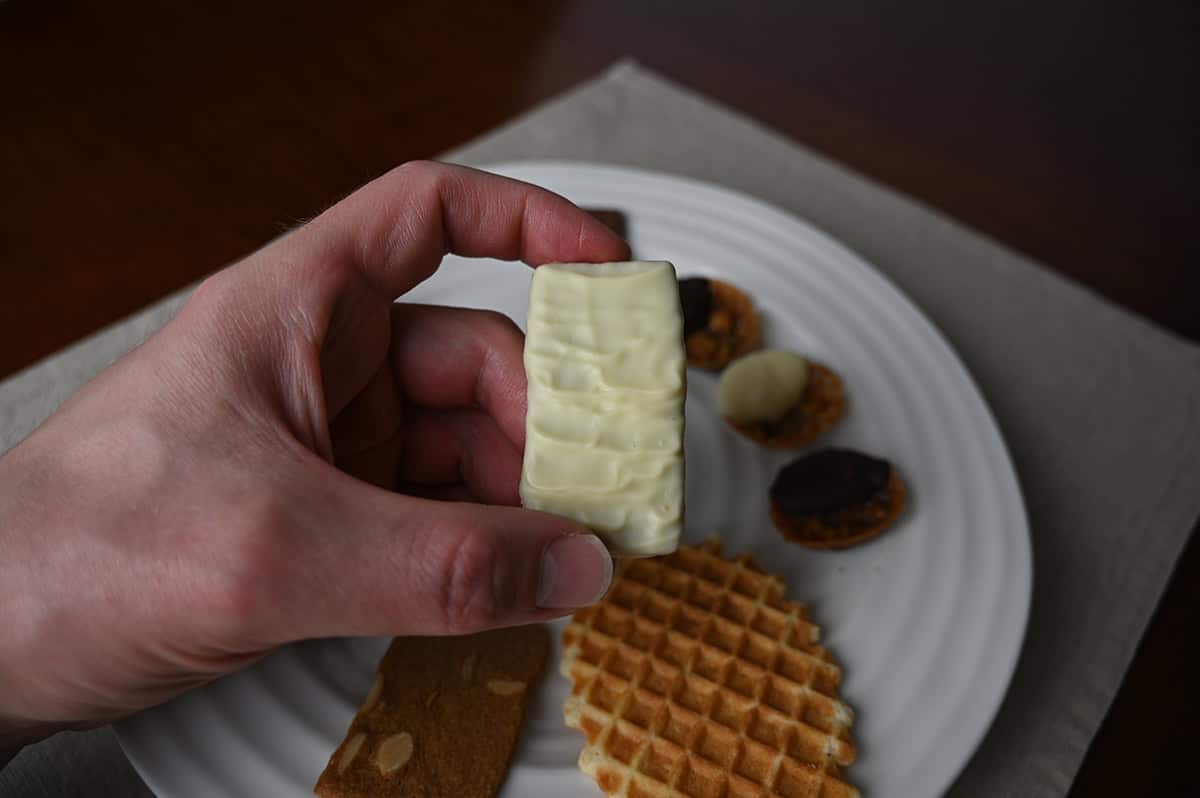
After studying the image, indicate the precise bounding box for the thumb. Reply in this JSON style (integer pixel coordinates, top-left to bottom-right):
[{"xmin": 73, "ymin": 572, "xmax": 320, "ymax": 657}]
[{"xmin": 281, "ymin": 472, "xmax": 614, "ymax": 639}]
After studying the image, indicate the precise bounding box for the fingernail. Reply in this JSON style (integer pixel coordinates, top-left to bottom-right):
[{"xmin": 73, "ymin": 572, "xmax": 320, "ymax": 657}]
[{"xmin": 537, "ymin": 534, "xmax": 614, "ymax": 609}]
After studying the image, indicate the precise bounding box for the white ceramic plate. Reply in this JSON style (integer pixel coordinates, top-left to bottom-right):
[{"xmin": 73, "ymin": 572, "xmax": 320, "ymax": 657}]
[{"xmin": 118, "ymin": 162, "xmax": 1031, "ymax": 798}]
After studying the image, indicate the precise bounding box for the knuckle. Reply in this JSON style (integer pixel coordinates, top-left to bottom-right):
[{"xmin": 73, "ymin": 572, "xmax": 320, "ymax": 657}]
[
  {"xmin": 475, "ymin": 308, "xmax": 521, "ymax": 340},
  {"xmin": 437, "ymin": 529, "xmax": 511, "ymax": 634},
  {"xmin": 181, "ymin": 270, "xmax": 260, "ymax": 343},
  {"xmin": 188, "ymin": 271, "xmax": 233, "ymax": 310},
  {"xmin": 471, "ymin": 309, "xmax": 524, "ymax": 395},
  {"xmin": 393, "ymin": 159, "xmax": 443, "ymax": 190}
]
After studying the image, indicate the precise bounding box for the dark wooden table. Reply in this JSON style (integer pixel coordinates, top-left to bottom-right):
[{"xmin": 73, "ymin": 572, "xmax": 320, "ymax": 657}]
[{"xmin": 2, "ymin": 1, "xmax": 1196, "ymax": 794}]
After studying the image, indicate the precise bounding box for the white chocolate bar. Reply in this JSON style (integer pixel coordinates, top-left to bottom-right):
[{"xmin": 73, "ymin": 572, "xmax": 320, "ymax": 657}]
[{"xmin": 520, "ymin": 261, "xmax": 686, "ymax": 557}]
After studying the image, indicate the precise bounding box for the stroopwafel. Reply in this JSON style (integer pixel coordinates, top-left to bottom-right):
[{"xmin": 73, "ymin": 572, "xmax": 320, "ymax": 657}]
[{"xmin": 561, "ymin": 538, "xmax": 858, "ymax": 798}]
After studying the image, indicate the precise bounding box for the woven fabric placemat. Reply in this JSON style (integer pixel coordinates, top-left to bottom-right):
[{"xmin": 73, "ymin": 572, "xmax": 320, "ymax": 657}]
[{"xmin": 3, "ymin": 61, "xmax": 1198, "ymax": 797}]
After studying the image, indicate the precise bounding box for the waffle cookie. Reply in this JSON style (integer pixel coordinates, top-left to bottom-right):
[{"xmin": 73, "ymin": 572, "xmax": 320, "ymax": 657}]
[
  {"xmin": 314, "ymin": 625, "xmax": 549, "ymax": 798},
  {"xmin": 561, "ymin": 539, "xmax": 859, "ymax": 798}
]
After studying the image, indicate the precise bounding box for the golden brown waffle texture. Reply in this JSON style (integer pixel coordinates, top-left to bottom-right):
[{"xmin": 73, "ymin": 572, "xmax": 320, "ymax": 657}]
[{"xmin": 561, "ymin": 539, "xmax": 859, "ymax": 798}]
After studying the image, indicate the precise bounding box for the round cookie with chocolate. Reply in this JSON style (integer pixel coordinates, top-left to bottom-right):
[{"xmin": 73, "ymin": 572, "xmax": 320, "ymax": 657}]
[
  {"xmin": 717, "ymin": 349, "xmax": 845, "ymax": 448},
  {"xmin": 769, "ymin": 448, "xmax": 906, "ymax": 549},
  {"xmin": 678, "ymin": 276, "xmax": 761, "ymax": 369}
]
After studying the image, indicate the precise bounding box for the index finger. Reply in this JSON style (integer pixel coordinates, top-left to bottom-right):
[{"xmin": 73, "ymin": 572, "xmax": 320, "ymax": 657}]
[{"xmin": 303, "ymin": 161, "xmax": 631, "ymax": 298}]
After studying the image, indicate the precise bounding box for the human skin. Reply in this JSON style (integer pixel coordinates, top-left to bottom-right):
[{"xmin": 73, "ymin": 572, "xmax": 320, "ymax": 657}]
[{"xmin": 0, "ymin": 161, "xmax": 625, "ymax": 763}]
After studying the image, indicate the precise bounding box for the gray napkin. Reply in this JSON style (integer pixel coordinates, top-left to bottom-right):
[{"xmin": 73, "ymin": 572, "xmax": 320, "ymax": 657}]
[{"xmin": 2, "ymin": 60, "xmax": 1198, "ymax": 798}]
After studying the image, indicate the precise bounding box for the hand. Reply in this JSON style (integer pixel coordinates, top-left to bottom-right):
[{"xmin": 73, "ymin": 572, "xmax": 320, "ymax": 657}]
[{"xmin": 0, "ymin": 161, "xmax": 628, "ymax": 756}]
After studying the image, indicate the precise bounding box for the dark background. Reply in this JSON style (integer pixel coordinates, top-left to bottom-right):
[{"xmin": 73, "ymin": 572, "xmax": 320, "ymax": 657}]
[{"xmin": 1, "ymin": 1, "xmax": 1196, "ymax": 794}]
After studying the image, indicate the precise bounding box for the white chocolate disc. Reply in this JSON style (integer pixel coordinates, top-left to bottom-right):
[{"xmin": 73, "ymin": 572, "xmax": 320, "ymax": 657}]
[{"xmin": 717, "ymin": 349, "xmax": 809, "ymax": 423}]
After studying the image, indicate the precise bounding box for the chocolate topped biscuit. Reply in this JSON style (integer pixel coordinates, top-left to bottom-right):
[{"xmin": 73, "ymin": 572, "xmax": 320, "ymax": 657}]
[
  {"xmin": 769, "ymin": 449, "xmax": 906, "ymax": 549},
  {"xmin": 678, "ymin": 277, "xmax": 714, "ymax": 338},
  {"xmin": 679, "ymin": 277, "xmax": 761, "ymax": 369},
  {"xmin": 723, "ymin": 358, "xmax": 846, "ymax": 448}
]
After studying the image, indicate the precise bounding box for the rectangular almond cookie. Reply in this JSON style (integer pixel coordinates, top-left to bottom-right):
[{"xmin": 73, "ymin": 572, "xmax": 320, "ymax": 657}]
[
  {"xmin": 314, "ymin": 624, "xmax": 550, "ymax": 798},
  {"xmin": 520, "ymin": 261, "xmax": 687, "ymax": 557}
]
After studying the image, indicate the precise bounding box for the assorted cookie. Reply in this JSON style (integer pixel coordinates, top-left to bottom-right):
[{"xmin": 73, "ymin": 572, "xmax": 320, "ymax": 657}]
[
  {"xmin": 678, "ymin": 272, "xmax": 902, "ymax": 549},
  {"xmin": 718, "ymin": 349, "xmax": 846, "ymax": 448},
  {"xmin": 678, "ymin": 276, "xmax": 762, "ymax": 369},
  {"xmin": 561, "ymin": 538, "xmax": 860, "ymax": 798},
  {"xmin": 314, "ymin": 625, "xmax": 550, "ymax": 798},
  {"xmin": 769, "ymin": 448, "xmax": 906, "ymax": 549}
]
